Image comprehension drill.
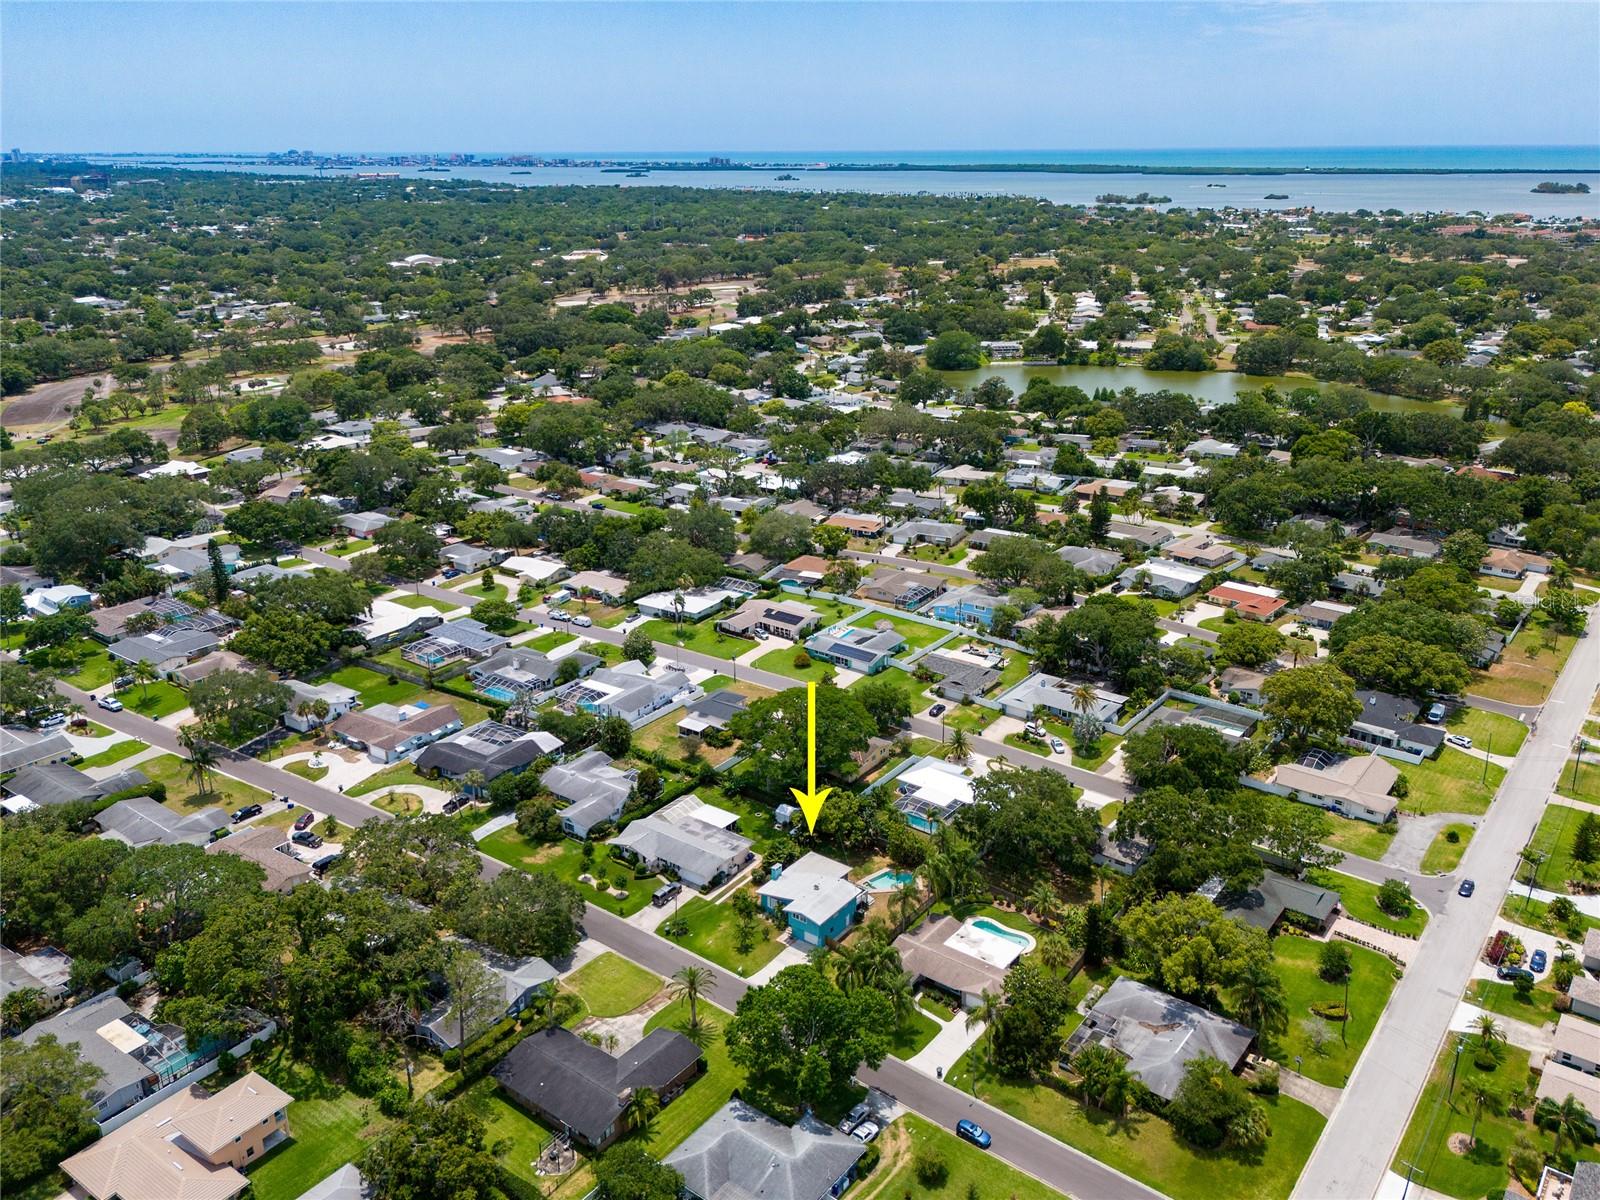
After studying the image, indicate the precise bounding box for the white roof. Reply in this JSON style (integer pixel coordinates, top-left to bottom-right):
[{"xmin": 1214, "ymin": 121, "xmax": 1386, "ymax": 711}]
[
  {"xmin": 500, "ymin": 555, "xmax": 566, "ymax": 582},
  {"xmin": 898, "ymin": 757, "xmax": 974, "ymax": 814}
]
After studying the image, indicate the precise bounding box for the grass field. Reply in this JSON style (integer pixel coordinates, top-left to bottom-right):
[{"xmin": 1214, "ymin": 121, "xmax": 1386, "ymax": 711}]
[
  {"xmin": 1421, "ymin": 823, "xmax": 1474, "ymax": 874},
  {"xmin": 669, "ymin": 895, "xmax": 784, "ymax": 977},
  {"xmin": 477, "ymin": 828, "xmax": 661, "ymax": 917},
  {"xmin": 388, "ymin": 592, "xmax": 464, "ymax": 613},
  {"xmin": 1466, "ymin": 977, "xmax": 1563, "ymax": 1028},
  {"xmin": 753, "ymin": 645, "xmax": 830, "ymax": 681},
  {"xmin": 1255, "ymin": 935, "xmax": 1397, "ymax": 1088},
  {"xmin": 1322, "ymin": 813, "xmax": 1399, "ymax": 862},
  {"xmin": 61, "ymin": 644, "xmax": 118, "ymax": 690},
  {"xmin": 1470, "ymin": 612, "xmax": 1579, "ymax": 707},
  {"xmin": 562, "ymin": 952, "xmax": 661, "ymax": 1018},
  {"xmin": 641, "ymin": 998, "xmax": 741, "ymax": 1152},
  {"xmin": 1502, "ymin": 893, "xmax": 1600, "ymax": 937},
  {"xmin": 1443, "ymin": 706, "xmax": 1528, "ymax": 756},
  {"xmin": 1311, "ymin": 868, "xmax": 1429, "ymax": 938},
  {"xmin": 1523, "ymin": 801, "xmax": 1598, "ymax": 893},
  {"xmin": 285, "ymin": 760, "xmax": 330, "ymax": 782},
  {"xmin": 863, "ymin": 1114, "xmax": 1064, "ymax": 1200},
  {"xmin": 847, "ymin": 666, "xmax": 931, "ymax": 712},
  {"xmin": 948, "ymin": 1038, "xmax": 1326, "ymax": 1200},
  {"xmin": 77, "ymin": 738, "xmax": 148, "ymax": 768},
  {"xmin": 1398, "ymin": 749, "xmax": 1504, "ymax": 817},
  {"xmin": 121, "ymin": 680, "xmax": 191, "ymax": 720},
  {"xmin": 1556, "ymin": 758, "xmax": 1600, "ymax": 808},
  {"xmin": 634, "ymin": 709, "xmax": 739, "ymax": 766},
  {"xmin": 244, "ymin": 1047, "xmax": 386, "ymax": 1200},
  {"xmin": 846, "ymin": 609, "xmax": 949, "ymax": 651},
  {"xmin": 456, "ymin": 1077, "xmax": 565, "ymax": 1188},
  {"xmin": 347, "ymin": 761, "xmax": 436, "ymax": 797},
  {"xmin": 528, "ymin": 630, "xmax": 577, "ymax": 652},
  {"xmin": 887, "ymin": 1007, "xmax": 941, "ymax": 1060},
  {"xmin": 637, "ymin": 617, "xmax": 756, "ymax": 660},
  {"xmin": 141, "ymin": 753, "xmax": 271, "ymax": 816}
]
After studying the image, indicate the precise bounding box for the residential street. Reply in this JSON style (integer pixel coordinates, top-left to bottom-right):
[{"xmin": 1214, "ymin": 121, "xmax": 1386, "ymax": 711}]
[{"xmin": 1293, "ymin": 600, "xmax": 1600, "ymax": 1200}]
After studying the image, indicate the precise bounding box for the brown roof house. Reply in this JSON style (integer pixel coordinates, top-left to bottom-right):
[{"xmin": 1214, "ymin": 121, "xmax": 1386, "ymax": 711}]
[
  {"xmin": 207, "ymin": 826, "xmax": 313, "ymax": 893},
  {"xmin": 60, "ymin": 1071, "xmax": 291, "ymax": 1200}
]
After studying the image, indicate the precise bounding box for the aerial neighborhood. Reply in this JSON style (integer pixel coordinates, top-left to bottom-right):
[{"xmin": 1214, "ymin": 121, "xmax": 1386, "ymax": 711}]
[{"xmin": 1, "ymin": 150, "xmax": 1599, "ymax": 1200}]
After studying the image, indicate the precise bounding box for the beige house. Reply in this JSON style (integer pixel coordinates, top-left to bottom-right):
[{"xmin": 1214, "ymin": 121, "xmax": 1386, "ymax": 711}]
[
  {"xmin": 61, "ymin": 1071, "xmax": 291, "ymax": 1200},
  {"xmin": 1270, "ymin": 753, "xmax": 1399, "ymax": 824}
]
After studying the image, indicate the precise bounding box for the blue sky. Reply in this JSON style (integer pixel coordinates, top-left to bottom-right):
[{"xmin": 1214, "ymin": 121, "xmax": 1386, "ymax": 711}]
[{"xmin": 2, "ymin": 2, "xmax": 1596, "ymax": 152}]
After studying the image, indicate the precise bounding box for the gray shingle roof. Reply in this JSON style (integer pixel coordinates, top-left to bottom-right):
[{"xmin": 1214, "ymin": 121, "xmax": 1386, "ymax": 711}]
[
  {"xmin": 666, "ymin": 1099, "xmax": 866, "ymax": 1200},
  {"xmin": 1065, "ymin": 977, "xmax": 1255, "ymax": 1100}
]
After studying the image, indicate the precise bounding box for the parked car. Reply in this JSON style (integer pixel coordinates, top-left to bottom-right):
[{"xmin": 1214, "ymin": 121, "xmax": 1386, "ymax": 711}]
[
  {"xmin": 231, "ymin": 804, "xmax": 264, "ymax": 824},
  {"xmin": 755, "ymin": 629, "xmax": 769, "ymax": 641},
  {"xmin": 310, "ymin": 852, "xmax": 341, "ymax": 878},
  {"xmin": 1458, "ymin": 878, "xmax": 1476, "ymax": 898},
  {"xmin": 293, "ymin": 812, "xmax": 316, "ymax": 832},
  {"xmin": 589, "ymin": 499, "xmax": 606, "ymax": 509},
  {"xmin": 571, "ymin": 615, "xmax": 593, "ymax": 628},
  {"xmin": 37, "ymin": 712, "xmax": 67, "ymax": 729},
  {"xmin": 956, "ymin": 1119, "xmax": 991, "ymax": 1149},
  {"xmin": 1498, "ymin": 965, "xmax": 1534, "ymax": 983},
  {"xmin": 442, "ymin": 568, "xmax": 462, "ymax": 579},
  {"xmin": 929, "ymin": 703, "xmax": 946, "ymax": 717},
  {"xmin": 652, "ymin": 881, "xmax": 682, "ymax": 908},
  {"xmin": 291, "ymin": 830, "xmax": 324, "ymax": 848},
  {"xmin": 1049, "ymin": 737, "xmax": 1066, "ymax": 754},
  {"xmin": 97, "ymin": 696, "xmax": 124, "ymax": 712},
  {"xmin": 1531, "ymin": 949, "xmax": 1548, "ymax": 973},
  {"xmin": 839, "ymin": 1102, "xmax": 871, "ymax": 1134},
  {"xmin": 850, "ymin": 1121, "xmax": 881, "ymax": 1143},
  {"xmin": 548, "ymin": 610, "xmax": 570, "ymax": 622},
  {"xmin": 1445, "ymin": 733, "xmax": 1473, "ymax": 749},
  {"xmin": 208, "ymin": 827, "xmax": 231, "ymax": 843},
  {"xmin": 112, "ymin": 675, "xmax": 135, "ymax": 690},
  {"xmin": 1426, "ymin": 702, "xmax": 1446, "ymax": 723},
  {"xmin": 442, "ymin": 796, "xmax": 465, "ymax": 814}
]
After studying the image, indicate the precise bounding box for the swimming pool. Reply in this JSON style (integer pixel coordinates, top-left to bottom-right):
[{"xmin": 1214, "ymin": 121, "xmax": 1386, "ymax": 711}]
[
  {"xmin": 863, "ymin": 869, "xmax": 916, "ymax": 892},
  {"xmin": 481, "ymin": 686, "xmax": 518, "ymax": 702},
  {"xmin": 972, "ymin": 917, "xmax": 1036, "ymax": 952},
  {"xmin": 942, "ymin": 916, "xmax": 1037, "ymax": 969}
]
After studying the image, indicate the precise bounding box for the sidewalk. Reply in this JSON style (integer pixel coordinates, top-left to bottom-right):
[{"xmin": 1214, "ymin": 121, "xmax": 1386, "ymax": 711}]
[{"xmin": 908, "ymin": 1013, "xmax": 985, "ymax": 1079}]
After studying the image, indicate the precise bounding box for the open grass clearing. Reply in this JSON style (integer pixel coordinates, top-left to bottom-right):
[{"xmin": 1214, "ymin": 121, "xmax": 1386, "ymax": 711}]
[
  {"xmin": 1397, "ymin": 748, "xmax": 1503, "ymax": 817},
  {"xmin": 1322, "ymin": 813, "xmax": 1399, "ymax": 862},
  {"xmin": 562, "ymin": 952, "xmax": 661, "ymax": 1018},
  {"xmin": 242, "ymin": 1046, "xmax": 386, "ymax": 1200},
  {"xmin": 476, "ymin": 828, "xmax": 661, "ymax": 917},
  {"xmin": 1470, "ymin": 611, "xmax": 1579, "ymax": 707},
  {"xmin": 1421, "ymin": 823, "xmax": 1474, "ymax": 875},
  {"xmin": 1444, "ymin": 706, "xmax": 1528, "ymax": 756},
  {"xmin": 846, "ymin": 609, "xmax": 949, "ymax": 651},
  {"xmin": 1255, "ymin": 934, "xmax": 1398, "ymax": 1088},
  {"xmin": 667, "ymin": 895, "xmax": 784, "ymax": 977},
  {"xmin": 637, "ymin": 617, "xmax": 756, "ymax": 660},
  {"xmin": 1309, "ymin": 868, "xmax": 1428, "ymax": 938},
  {"xmin": 141, "ymin": 753, "xmax": 271, "ymax": 817},
  {"xmin": 77, "ymin": 738, "xmax": 148, "ymax": 768}
]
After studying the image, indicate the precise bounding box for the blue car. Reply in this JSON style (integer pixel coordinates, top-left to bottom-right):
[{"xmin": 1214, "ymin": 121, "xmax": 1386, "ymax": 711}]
[
  {"xmin": 1531, "ymin": 949, "xmax": 1548, "ymax": 973},
  {"xmin": 956, "ymin": 1119, "xmax": 991, "ymax": 1149},
  {"xmin": 1458, "ymin": 879, "xmax": 1476, "ymax": 898}
]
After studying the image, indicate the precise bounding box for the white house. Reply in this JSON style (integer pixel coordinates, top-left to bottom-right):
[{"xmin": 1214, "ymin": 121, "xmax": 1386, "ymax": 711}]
[
  {"xmin": 634, "ymin": 586, "xmax": 742, "ymax": 622},
  {"xmin": 1269, "ymin": 754, "xmax": 1399, "ymax": 824},
  {"xmin": 1118, "ymin": 559, "xmax": 1209, "ymax": 599}
]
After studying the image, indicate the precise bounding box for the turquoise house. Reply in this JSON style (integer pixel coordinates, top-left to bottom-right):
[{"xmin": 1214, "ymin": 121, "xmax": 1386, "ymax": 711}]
[
  {"xmin": 925, "ymin": 584, "xmax": 1008, "ymax": 629},
  {"xmin": 755, "ymin": 853, "xmax": 866, "ymax": 948}
]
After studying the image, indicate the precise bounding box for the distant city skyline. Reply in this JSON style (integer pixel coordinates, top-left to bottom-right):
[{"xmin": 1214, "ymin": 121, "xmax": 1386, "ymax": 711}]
[{"xmin": 3, "ymin": 2, "xmax": 1597, "ymax": 155}]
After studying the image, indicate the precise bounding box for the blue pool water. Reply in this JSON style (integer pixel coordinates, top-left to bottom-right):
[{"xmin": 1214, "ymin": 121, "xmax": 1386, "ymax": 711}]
[
  {"xmin": 972, "ymin": 918, "xmax": 1034, "ymax": 949},
  {"xmin": 481, "ymin": 686, "xmax": 517, "ymax": 702},
  {"xmin": 864, "ymin": 869, "xmax": 916, "ymax": 892}
]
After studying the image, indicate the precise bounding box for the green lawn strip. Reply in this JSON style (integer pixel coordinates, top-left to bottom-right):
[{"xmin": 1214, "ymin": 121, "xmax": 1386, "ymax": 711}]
[
  {"xmin": 887, "ymin": 1006, "xmax": 941, "ymax": 1059},
  {"xmin": 846, "ymin": 610, "xmax": 948, "ymax": 650},
  {"xmin": 1524, "ymin": 801, "xmax": 1597, "ymax": 893},
  {"xmin": 918, "ymin": 993, "xmax": 957, "ymax": 1021},
  {"xmin": 1309, "ymin": 868, "xmax": 1429, "ymax": 937},
  {"xmin": 347, "ymin": 761, "xmax": 436, "ymax": 797},
  {"xmin": 562, "ymin": 951, "xmax": 662, "ymax": 1018},
  {"xmin": 1391, "ymin": 1037, "xmax": 1599, "ymax": 1200},
  {"xmin": 388, "ymin": 592, "xmax": 464, "ymax": 613},
  {"xmin": 1397, "ymin": 749, "xmax": 1503, "ymax": 817},
  {"xmin": 1466, "ymin": 978, "xmax": 1563, "ymax": 1028},
  {"xmin": 1442, "ymin": 707, "xmax": 1528, "ymax": 756},
  {"xmin": 1254, "ymin": 934, "xmax": 1397, "ymax": 1088},
  {"xmin": 141, "ymin": 753, "xmax": 271, "ymax": 816},
  {"xmin": 668, "ymin": 895, "xmax": 784, "ymax": 977},
  {"xmin": 1421, "ymin": 824, "xmax": 1474, "ymax": 875},
  {"xmin": 1501, "ymin": 893, "xmax": 1600, "ymax": 938},
  {"xmin": 753, "ymin": 645, "xmax": 830, "ymax": 681},
  {"xmin": 285, "ymin": 761, "xmax": 330, "ymax": 782},
  {"xmin": 77, "ymin": 738, "xmax": 148, "ymax": 768},
  {"xmin": 876, "ymin": 1113, "xmax": 1065, "ymax": 1200},
  {"xmin": 123, "ymin": 680, "xmax": 190, "ymax": 719},
  {"xmin": 1322, "ymin": 813, "xmax": 1400, "ymax": 862},
  {"xmin": 60, "ymin": 643, "xmax": 117, "ymax": 690},
  {"xmin": 455, "ymin": 1076, "xmax": 563, "ymax": 1186},
  {"xmin": 476, "ymin": 828, "xmax": 660, "ymax": 917},
  {"xmin": 947, "ymin": 1039, "xmax": 1325, "ymax": 1200},
  {"xmin": 1556, "ymin": 759, "xmax": 1600, "ymax": 808},
  {"xmin": 528, "ymin": 630, "xmax": 577, "ymax": 652},
  {"xmin": 328, "ymin": 665, "xmax": 423, "ymax": 707},
  {"xmin": 641, "ymin": 998, "xmax": 742, "ymax": 1152},
  {"xmin": 637, "ymin": 618, "xmax": 755, "ymax": 660},
  {"xmin": 244, "ymin": 1047, "xmax": 385, "ymax": 1200}
]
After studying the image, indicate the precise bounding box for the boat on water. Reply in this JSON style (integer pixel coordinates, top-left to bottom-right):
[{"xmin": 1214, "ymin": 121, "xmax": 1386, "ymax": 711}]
[
  {"xmin": 625, "ymin": 171, "xmax": 648, "ymax": 178},
  {"xmin": 509, "ymin": 170, "xmax": 531, "ymax": 175},
  {"xmin": 775, "ymin": 173, "xmax": 798, "ymax": 181},
  {"xmin": 418, "ymin": 166, "xmax": 450, "ymax": 173},
  {"xmin": 1205, "ymin": 182, "xmax": 1227, "ymax": 188}
]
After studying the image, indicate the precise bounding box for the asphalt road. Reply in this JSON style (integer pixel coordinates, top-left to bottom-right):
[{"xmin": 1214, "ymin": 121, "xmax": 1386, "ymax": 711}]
[
  {"xmin": 1293, "ymin": 600, "xmax": 1600, "ymax": 1200},
  {"xmin": 1, "ymin": 371, "xmax": 114, "ymax": 431}
]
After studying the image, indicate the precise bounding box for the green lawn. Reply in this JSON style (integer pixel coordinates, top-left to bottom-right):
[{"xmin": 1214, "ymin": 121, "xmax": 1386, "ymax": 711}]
[
  {"xmin": 668, "ymin": 895, "xmax": 784, "ymax": 977},
  {"xmin": 562, "ymin": 952, "xmax": 661, "ymax": 1018},
  {"xmin": 388, "ymin": 592, "xmax": 464, "ymax": 613},
  {"xmin": 1557, "ymin": 758, "xmax": 1600, "ymax": 808},
  {"xmin": 477, "ymin": 828, "xmax": 661, "ymax": 917},
  {"xmin": 847, "ymin": 666, "xmax": 931, "ymax": 713},
  {"xmin": 1397, "ymin": 749, "xmax": 1504, "ymax": 816},
  {"xmin": 1466, "ymin": 978, "xmax": 1563, "ymax": 1028},
  {"xmin": 1501, "ymin": 893, "xmax": 1600, "ymax": 938},
  {"xmin": 77, "ymin": 738, "xmax": 148, "ymax": 768},
  {"xmin": 939, "ymin": 700, "xmax": 998, "ymax": 736},
  {"xmin": 347, "ymin": 761, "xmax": 436, "ymax": 797},
  {"xmin": 528, "ymin": 630, "xmax": 577, "ymax": 652},
  {"xmin": 642, "ymin": 998, "xmax": 742, "ymax": 1152},
  {"xmin": 1256, "ymin": 934, "xmax": 1397, "ymax": 1088},
  {"xmin": 1310, "ymin": 868, "xmax": 1429, "ymax": 938},
  {"xmin": 1442, "ymin": 707, "xmax": 1528, "ymax": 756},
  {"xmin": 875, "ymin": 1114, "xmax": 1066, "ymax": 1200},
  {"xmin": 1523, "ymin": 801, "xmax": 1600, "ymax": 893},
  {"xmin": 887, "ymin": 1007, "xmax": 942, "ymax": 1060},
  {"xmin": 1421, "ymin": 824, "xmax": 1474, "ymax": 874},
  {"xmin": 61, "ymin": 644, "xmax": 118, "ymax": 690},
  {"xmin": 846, "ymin": 610, "xmax": 948, "ymax": 651},
  {"xmin": 753, "ymin": 645, "xmax": 831, "ymax": 681},
  {"xmin": 1392, "ymin": 1036, "xmax": 1599, "ymax": 1199},
  {"xmin": 637, "ymin": 617, "xmax": 756, "ymax": 660},
  {"xmin": 456, "ymin": 1077, "xmax": 559, "ymax": 1187},
  {"xmin": 1322, "ymin": 813, "xmax": 1399, "ymax": 862},
  {"xmin": 122, "ymin": 680, "xmax": 191, "ymax": 719},
  {"xmin": 948, "ymin": 1039, "xmax": 1326, "ymax": 1200},
  {"xmin": 326, "ymin": 537, "xmax": 374, "ymax": 556},
  {"xmin": 904, "ymin": 542, "xmax": 969, "ymax": 566},
  {"xmin": 141, "ymin": 753, "xmax": 271, "ymax": 816},
  {"xmin": 244, "ymin": 1047, "xmax": 386, "ymax": 1200},
  {"xmin": 285, "ymin": 760, "xmax": 330, "ymax": 782},
  {"xmin": 1470, "ymin": 611, "xmax": 1579, "ymax": 707}
]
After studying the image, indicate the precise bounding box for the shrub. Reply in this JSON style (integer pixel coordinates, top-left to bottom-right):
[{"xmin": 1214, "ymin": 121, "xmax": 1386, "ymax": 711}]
[
  {"xmin": 1377, "ymin": 878, "xmax": 1414, "ymax": 917},
  {"xmin": 1446, "ymin": 828, "xmax": 1461, "ymax": 843},
  {"xmin": 375, "ymin": 1080, "xmax": 410, "ymax": 1117},
  {"xmin": 1474, "ymin": 1049, "xmax": 1500, "ymax": 1070},
  {"xmin": 1391, "ymin": 772, "xmax": 1410, "ymax": 799},
  {"xmin": 1318, "ymin": 942, "xmax": 1353, "ymax": 983},
  {"xmin": 1249, "ymin": 1063, "xmax": 1280, "ymax": 1096},
  {"xmin": 1309, "ymin": 1001, "xmax": 1348, "ymax": 1021},
  {"xmin": 792, "ymin": 648, "xmax": 811, "ymax": 669},
  {"xmin": 1513, "ymin": 973, "xmax": 1536, "ymax": 997},
  {"xmin": 856, "ymin": 1141, "xmax": 881, "ymax": 1177},
  {"xmin": 913, "ymin": 1147, "xmax": 949, "ymax": 1188}
]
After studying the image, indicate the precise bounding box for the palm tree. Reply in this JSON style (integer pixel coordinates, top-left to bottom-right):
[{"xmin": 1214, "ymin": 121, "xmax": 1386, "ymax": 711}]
[
  {"xmin": 967, "ymin": 990, "xmax": 1003, "ymax": 1063},
  {"xmin": 891, "ymin": 879, "xmax": 920, "ymax": 935},
  {"xmin": 628, "ymin": 1086, "xmax": 661, "ymax": 1137},
  {"xmin": 295, "ymin": 700, "xmax": 319, "ymax": 730},
  {"xmin": 1039, "ymin": 932, "xmax": 1076, "ymax": 978},
  {"xmin": 1026, "ymin": 881, "xmax": 1059, "ymax": 927},
  {"xmin": 460, "ymin": 769, "xmax": 487, "ymax": 802},
  {"xmin": 185, "ymin": 740, "xmax": 219, "ymax": 796},
  {"xmin": 668, "ymin": 966, "xmax": 715, "ymax": 1033},
  {"xmin": 1070, "ymin": 683, "xmax": 1097, "ymax": 718},
  {"xmin": 880, "ymin": 970, "xmax": 915, "ymax": 1026},
  {"xmin": 1073, "ymin": 1042, "xmax": 1132, "ymax": 1115},
  {"xmin": 946, "ymin": 727, "xmax": 970, "ymax": 763},
  {"xmin": 1474, "ymin": 1014, "xmax": 1505, "ymax": 1053},
  {"xmin": 132, "ymin": 660, "xmax": 158, "ymax": 705},
  {"xmin": 1233, "ymin": 963, "xmax": 1289, "ymax": 1037},
  {"xmin": 1537, "ymin": 1094, "xmax": 1594, "ymax": 1159},
  {"xmin": 1464, "ymin": 1079, "xmax": 1504, "ymax": 1147},
  {"xmin": 1557, "ymin": 940, "xmax": 1575, "ymax": 962}
]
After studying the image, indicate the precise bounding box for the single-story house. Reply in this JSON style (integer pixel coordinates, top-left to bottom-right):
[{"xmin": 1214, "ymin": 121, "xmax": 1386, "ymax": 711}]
[
  {"xmin": 635, "ymin": 586, "xmax": 742, "ymax": 622},
  {"xmin": 494, "ymin": 1025, "xmax": 704, "ymax": 1151},
  {"xmin": 108, "ymin": 626, "xmax": 222, "ymax": 675},
  {"xmin": 1064, "ymin": 976, "xmax": 1256, "ymax": 1101},
  {"xmin": 90, "ymin": 596, "xmax": 235, "ymax": 644},
  {"xmin": 1206, "ymin": 582, "xmax": 1288, "ymax": 622},
  {"xmin": 608, "ymin": 793, "xmax": 754, "ymax": 890},
  {"xmin": 803, "ymin": 624, "xmax": 905, "ymax": 675},
  {"xmin": 340, "ymin": 511, "xmax": 393, "ymax": 537},
  {"xmin": 778, "ymin": 499, "xmax": 830, "ymax": 523},
  {"xmin": 23, "ymin": 584, "xmax": 94, "ymax": 617},
  {"xmin": 1269, "ymin": 753, "xmax": 1400, "ymax": 824},
  {"xmin": 756, "ymin": 852, "xmax": 867, "ymax": 947},
  {"xmin": 561, "ymin": 663, "xmax": 693, "ymax": 723},
  {"xmin": 924, "ymin": 585, "xmax": 1016, "ymax": 629},
  {"xmin": 418, "ymin": 945, "xmax": 559, "ymax": 1051},
  {"xmin": 499, "ymin": 554, "xmax": 569, "ymax": 587},
  {"xmin": 0, "ymin": 945, "xmax": 74, "ymax": 1007},
  {"xmin": 1366, "ymin": 531, "xmax": 1441, "ymax": 560},
  {"xmin": 1583, "ymin": 929, "xmax": 1600, "ymax": 975},
  {"xmin": 0, "ymin": 727, "xmax": 75, "ymax": 774},
  {"xmin": 1482, "ymin": 548, "xmax": 1551, "ymax": 579},
  {"xmin": 1094, "ymin": 828, "xmax": 1153, "ymax": 875},
  {"xmin": 1296, "ymin": 599, "xmax": 1354, "ymax": 630},
  {"xmin": 998, "ymin": 673, "xmax": 1127, "ymax": 724},
  {"xmin": 1119, "ymin": 559, "xmax": 1209, "ymax": 599},
  {"xmin": 1165, "ymin": 534, "xmax": 1238, "ymax": 569},
  {"xmin": 919, "ymin": 651, "xmax": 1002, "ymax": 701},
  {"xmin": 855, "ymin": 567, "xmax": 945, "ymax": 610},
  {"xmin": 822, "ymin": 512, "xmax": 886, "ymax": 538},
  {"xmin": 1104, "ymin": 520, "xmax": 1172, "ymax": 550},
  {"xmin": 1056, "ymin": 544, "xmax": 1124, "ymax": 577},
  {"xmin": 1348, "ymin": 690, "xmax": 1446, "ymax": 759},
  {"xmin": 282, "ymin": 680, "xmax": 360, "ymax": 732},
  {"xmin": 1551, "ymin": 1014, "xmax": 1600, "ymax": 1076},
  {"xmin": 676, "ymin": 689, "xmax": 747, "ymax": 737},
  {"xmin": 890, "ymin": 755, "xmax": 976, "ymax": 833},
  {"xmin": 353, "ymin": 600, "xmax": 441, "ymax": 649},
  {"xmin": 470, "ymin": 648, "xmax": 600, "ymax": 697},
  {"xmin": 1199, "ymin": 870, "xmax": 1340, "ymax": 935},
  {"xmin": 1569, "ymin": 974, "xmax": 1600, "ymax": 1022},
  {"xmin": 1184, "ymin": 438, "xmax": 1241, "ymax": 460},
  {"xmin": 1217, "ymin": 666, "xmax": 1268, "ymax": 706},
  {"xmin": 717, "ymin": 597, "xmax": 821, "ymax": 642},
  {"xmin": 666, "ymin": 1099, "xmax": 867, "ymax": 1200},
  {"xmin": 402, "ymin": 618, "xmax": 509, "ymax": 668},
  {"xmin": 207, "ymin": 826, "xmax": 313, "ymax": 893},
  {"xmin": 773, "ymin": 555, "xmax": 831, "ymax": 587},
  {"xmin": 565, "ymin": 570, "xmax": 630, "ymax": 606},
  {"xmin": 1535, "ymin": 1061, "xmax": 1600, "ymax": 1134},
  {"xmin": 1330, "ymin": 571, "xmax": 1387, "ymax": 599},
  {"xmin": 414, "ymin": 720, "xmax": 562, "ymax": 793},
  {"xmin": 892, "ymin": 912, "xmax": 1009, "ymax": 1010},
  {"xmin": 889, "ymin": 519, "xmax": 965, "ymax": 548},
  {"xmin": 439, "ymin": 543, "xmax": 503, "ymax": 574},
  {"xmin": 331, "ymin": 702, "xmax": 463, "ymax": 763},
  {"xmin": 543, "ymin": 750, "xmax": 635, "ymax": 838},
  {"xmin": 2, "ymin": 764, "xmax": 147, "ymax": 811},
  {"xmin": 97, "ymin": 796, "xmax": 228, "ymax": 848}
]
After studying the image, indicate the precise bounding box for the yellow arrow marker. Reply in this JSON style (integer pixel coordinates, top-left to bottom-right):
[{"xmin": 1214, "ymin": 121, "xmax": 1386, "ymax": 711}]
[{"xmin": 789, "ymin": 681, "xmax": 832, "ymax": 833}]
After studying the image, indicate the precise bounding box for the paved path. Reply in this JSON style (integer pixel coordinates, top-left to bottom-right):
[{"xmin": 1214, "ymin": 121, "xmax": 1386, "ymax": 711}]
[
  {"xmin": 1293, "ymin": 599, "xmax": 1600, "ymax": 1200},
  {"xmin": 1448, "ymin": 1001, "xmax": 1551, "ymax": 1053},
  {"xmin": 1278, "ymin": 1069, "xmax": 1343, "ymax": 1119},
  {"xmin": 1462, "ymin": 692, "xmax": 1541, "ymax": 720},
  {"xmin": 907, "ymin": 1013, "xmax": 985, "ymax": 1079},
  {"xmin": 1381, "ymin": 812, "xmax": 1480, "ymax": 876},
  {"xmin": 1330, "ymin": 917, "xmax": 1420, "ymax": 966}
]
